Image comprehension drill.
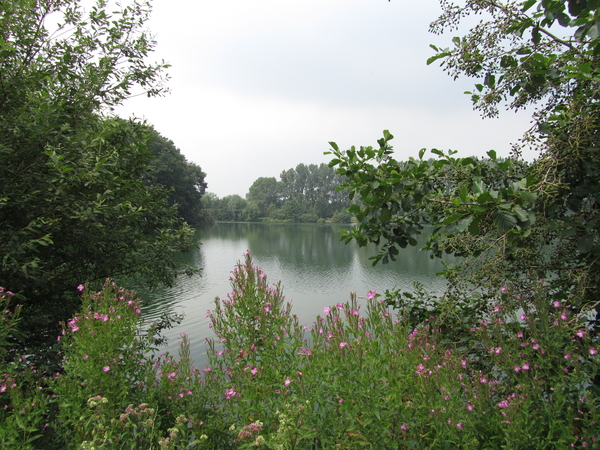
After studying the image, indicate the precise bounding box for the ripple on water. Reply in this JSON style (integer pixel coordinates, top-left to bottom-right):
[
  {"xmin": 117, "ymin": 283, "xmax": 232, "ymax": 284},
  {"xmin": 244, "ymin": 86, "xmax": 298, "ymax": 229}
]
[{"xmin": 136, "ymin": 223, "xmax": 458, "ymax": 368}]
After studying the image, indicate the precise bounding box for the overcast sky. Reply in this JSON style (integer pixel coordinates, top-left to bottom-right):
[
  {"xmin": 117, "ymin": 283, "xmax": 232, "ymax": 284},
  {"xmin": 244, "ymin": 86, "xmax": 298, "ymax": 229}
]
[{"xmin": 116, "ymin": 0, "xmax": 535, "ymax": 198}]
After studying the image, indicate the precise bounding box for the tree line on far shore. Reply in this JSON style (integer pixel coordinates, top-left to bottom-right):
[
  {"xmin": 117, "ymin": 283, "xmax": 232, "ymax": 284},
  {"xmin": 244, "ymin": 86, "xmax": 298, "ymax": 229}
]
[{"xmin": 202, "ymin": 163, "xmax": 354, "ymax": 223}]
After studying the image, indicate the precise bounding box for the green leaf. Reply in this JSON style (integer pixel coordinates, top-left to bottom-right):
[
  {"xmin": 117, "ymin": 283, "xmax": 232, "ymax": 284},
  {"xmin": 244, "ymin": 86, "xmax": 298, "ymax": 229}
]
[
  {"xmin": 532, "ymin": 25, "xmax": 541, "ymax": 44},
  {"xmin": 487, "ymin": 149, "xmax": 497, "ymax": 160},
  {"xmin": 578, "ymin": 234, "xmax": 594, "ymax": 253},
  {"xmin": 586, "ymin": 19, "xmax": 600, "ymax": 40},
  {"xmin": 556, "ymin": 12, "xmax": 571, "ymax": 27},
  {"xmin": 522, "ymin": 0, "xmax": 537, "ymax": 12},
  {"xmin": 468, "ymin": 215, "xmax": 481, "ymax": 235},
  {"xmin": 427, "ymin": 52, "xmax": 451, "ymax": 65},
  {"xmin": 443, "ymin": 213, "xmax": 465, "ymax": 225},
  {"xmin": 459, "ymin": 185, "xmax": 468, "ymax": 203},
  {"xmin": 494, "ymin": 210, "xmax": 517, "ymax": 232},
  {"xmin": 484, "ymin": 72, "xmax": 496, "ymax": 88},
  {"xmin": 513, "ymin": 205, "xmax": 530, "ymax": 222},
  {"xmin": 568, "ymin": 0, "xmax": 585, "ymax": 17},
  {"xmin": 476, "ymin": 191, "xmax": 491, "ymax": 204},
  {"xmin": 473, "ymin": 180, "xmax": 485, "ymax": 194}
]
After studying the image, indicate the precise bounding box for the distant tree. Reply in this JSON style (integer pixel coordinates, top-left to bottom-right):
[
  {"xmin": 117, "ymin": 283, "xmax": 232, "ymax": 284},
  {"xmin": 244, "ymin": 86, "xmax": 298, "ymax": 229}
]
[
  {"xmin": 299, "ymin": 213, "xmax": 319, "ymax": 223},
  {"xmin": 242, "ymin": 202, "xmax": 261, "ymax": 222},
  {"xmin": 224, "ymin": 195, "xmax": 247, "ymax": 221},
  {"xmin": 281, "ymin": 198, "xmax": 305, "ymax": 222},
  {"xmin": 247, "ymin": 177, "xmax": 280, "ymax": 216},
  {"xmin": 147, "ymin": 130, "xmax": 208, "ymax": 225},
  {"xmin": 331, "ymin": 210, "xmax": 353, "ymax": 224}
]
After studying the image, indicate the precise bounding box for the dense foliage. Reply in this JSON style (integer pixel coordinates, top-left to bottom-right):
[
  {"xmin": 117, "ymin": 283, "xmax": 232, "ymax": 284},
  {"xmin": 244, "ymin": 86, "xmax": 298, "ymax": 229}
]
[
  {"xmin": 204, "ymin": 163, "xmax": 351, "ymax": 222},
  {"xmin": 0, "ymin": 0, "xmax": 198, "ymax": 351},
  {"xmin": 328, "ymin": 0, "xmax": 600, "ymax": 328},
  {"xmin": 148, "ymin": 129, "xmax": 209, "ymax": 226},
  {"xmin": 1, "ymin": 257, "xmax": 598, "ymax": 448}
]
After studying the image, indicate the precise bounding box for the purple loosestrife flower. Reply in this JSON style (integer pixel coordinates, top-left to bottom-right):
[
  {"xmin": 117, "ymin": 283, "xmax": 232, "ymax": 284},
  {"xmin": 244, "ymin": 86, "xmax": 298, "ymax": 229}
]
[
  {"xmin": 284, "ymin": 377, "xmax": 291, "ymax": 386},
  {"xmin": 323, "ymin": 307, "xmax": 331, "ymax": 315},
  {"xmin": 103, "ymin": 366, "xmax": 110, "ymax": 372},
  {"xmin": 590, "ymin": 348, "xmax": 598, "ymax": 356},
  {"xmin": 367, "ymin": 291, "xmax": 376, "ymax": 299},
  {"xmin": 77, "ymin": 284, "xmax": 84, "ymax": 292},
  {"xmin": 298, "ymin": 347, "xmax": 312, "ymax": 356},
  {"xmin": 576, "ymin": 330, "xmax": 585, "ymax": 338},
  {"xmin": 224, "ymin": 388, "xmax": 237, "ymax": 400}
]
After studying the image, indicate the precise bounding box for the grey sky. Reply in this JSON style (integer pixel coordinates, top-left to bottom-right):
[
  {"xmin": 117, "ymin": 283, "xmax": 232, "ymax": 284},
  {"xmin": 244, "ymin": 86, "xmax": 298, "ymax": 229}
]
[{"xmin": 117, "ymin": 0, "xmax": 534, "ymax": 198}]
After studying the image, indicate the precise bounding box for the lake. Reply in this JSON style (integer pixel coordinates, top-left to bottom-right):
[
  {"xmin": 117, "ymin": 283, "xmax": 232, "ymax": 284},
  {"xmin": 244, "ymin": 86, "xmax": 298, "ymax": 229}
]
[{"xmin": 137, "ymin": 222, "xmax": 456, "ymax": 367}]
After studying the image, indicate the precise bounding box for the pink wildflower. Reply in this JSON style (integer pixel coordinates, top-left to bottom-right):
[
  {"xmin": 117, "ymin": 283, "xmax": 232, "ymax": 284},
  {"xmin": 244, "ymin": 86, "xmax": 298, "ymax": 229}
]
[{"xmin": 224, "ymin": 388, "xmax": 237, "ymax": 400}]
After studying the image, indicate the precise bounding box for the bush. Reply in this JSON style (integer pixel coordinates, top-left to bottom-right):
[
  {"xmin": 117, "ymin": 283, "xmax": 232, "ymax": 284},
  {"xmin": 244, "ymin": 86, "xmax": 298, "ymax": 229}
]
[
  {"xmin": 298, "ymin": 213, "xmax": 319, "ymax": 223},
  {"xmin": 331, "ymin": 210, "xmax": 353, "ymax": 223}
]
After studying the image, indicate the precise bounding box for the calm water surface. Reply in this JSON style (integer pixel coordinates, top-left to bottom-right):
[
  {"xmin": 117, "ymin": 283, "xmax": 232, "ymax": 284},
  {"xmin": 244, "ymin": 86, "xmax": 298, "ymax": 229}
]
[{"xmin": 137, "ymin": 222, "xmax": 455, "ymax": 367}]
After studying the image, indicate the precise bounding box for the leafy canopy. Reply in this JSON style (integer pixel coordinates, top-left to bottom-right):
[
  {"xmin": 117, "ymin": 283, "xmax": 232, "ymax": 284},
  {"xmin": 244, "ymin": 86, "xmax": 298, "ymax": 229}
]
[
  {"xmin": 0, "ymin": 0, "xmax": 198, "ymax": 343},
  {"xmin": 328, "ymin": 0, "xmax": 600, "ymax": 322}
]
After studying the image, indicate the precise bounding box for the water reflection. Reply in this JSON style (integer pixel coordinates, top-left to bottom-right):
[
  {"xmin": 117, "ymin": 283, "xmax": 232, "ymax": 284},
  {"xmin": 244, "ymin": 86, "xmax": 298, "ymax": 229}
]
[{"xmin": 137, "ymin": 222, "xmax": 457, "ymax": 367}]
